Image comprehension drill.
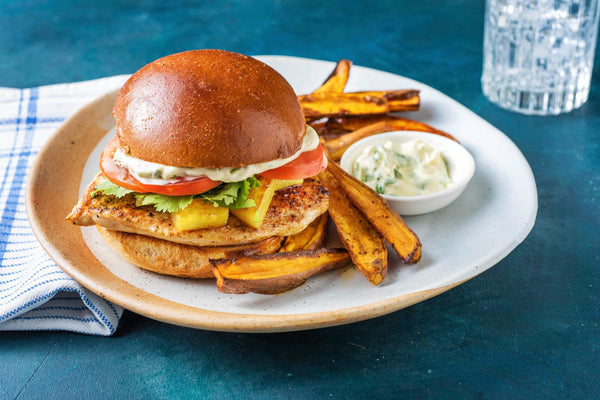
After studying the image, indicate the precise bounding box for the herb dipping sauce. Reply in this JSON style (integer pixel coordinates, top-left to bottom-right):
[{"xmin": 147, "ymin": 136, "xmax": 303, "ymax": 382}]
[{"xmin": 352, "ymin": 139, "xmax": 451, "ymax": 196}]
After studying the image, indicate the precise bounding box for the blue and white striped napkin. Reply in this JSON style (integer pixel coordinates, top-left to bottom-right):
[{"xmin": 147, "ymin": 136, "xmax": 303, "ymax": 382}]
[{"xmin": 0, "ymin": 76, "xmax": 130, "ymax": 335}]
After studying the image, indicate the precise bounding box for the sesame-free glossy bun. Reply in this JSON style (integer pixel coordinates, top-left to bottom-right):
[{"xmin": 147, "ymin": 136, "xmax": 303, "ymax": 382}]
[{"xmin": 113, "ymin": 50, "xmax": 306, "ymax": 168}]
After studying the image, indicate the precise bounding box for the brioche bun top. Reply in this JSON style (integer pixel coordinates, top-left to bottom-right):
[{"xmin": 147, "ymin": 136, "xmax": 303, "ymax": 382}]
[{"xmin": 112, "ymin": 49, "xmax": 306, "ymax": 168}]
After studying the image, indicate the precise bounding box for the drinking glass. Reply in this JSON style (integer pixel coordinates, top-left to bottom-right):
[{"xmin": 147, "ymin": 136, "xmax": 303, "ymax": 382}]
[{"xmin": 482, "ymin": 0, "xmax": 600, "ymax": 115}]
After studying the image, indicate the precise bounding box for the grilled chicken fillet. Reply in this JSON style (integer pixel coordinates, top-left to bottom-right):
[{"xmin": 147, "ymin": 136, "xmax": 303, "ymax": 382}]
[{"xmin": 67, "ymin": 173, "xmax": 329, "ymax": 247}]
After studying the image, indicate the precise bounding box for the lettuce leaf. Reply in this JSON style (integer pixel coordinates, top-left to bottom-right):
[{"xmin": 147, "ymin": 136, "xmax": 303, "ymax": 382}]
[{"xmin": 92, "ymin": 176, "xmax": 260, "ymax": 213}]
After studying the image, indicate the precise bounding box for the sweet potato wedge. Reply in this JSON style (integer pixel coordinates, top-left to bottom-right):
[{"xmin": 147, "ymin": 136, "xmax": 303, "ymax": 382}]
[
  {"xmin": 313, "ymin": 59, "xmax": 352, "ymax": 93},
  {"xmin": 211, "ymin": 248, "xmax": 351, "ymax": 295},
  {"xmin": 351, "ymin": 90, "xmax": 420, "ymax": 112},
  {"xmin": 325, "ymin": 121, "xmax": 390, "ymax": 161},
  {"xmin": 326, "ymin": 158, "xmax": 421, "ymax": 263},
  {"xmin": 279, "ymin": 212, "xmax": 329, "ymax": 252},
  {"xmin": 318, "ymin": 169, "xmax": 388, "ymax": 285},
  {"xmin": 324, "ymin": 115, "xmax": 457, "ymax": 142},
  {"xmin": 299, "ymin": 92, "xmax": 389, "ymax": 118},
  {"xmin": 308, "ymin": 119, "xmax": 331, "ymax": 137},
  {"xmin": 299, "ymin": 90, "xmax": 421, "ymax": 119}
]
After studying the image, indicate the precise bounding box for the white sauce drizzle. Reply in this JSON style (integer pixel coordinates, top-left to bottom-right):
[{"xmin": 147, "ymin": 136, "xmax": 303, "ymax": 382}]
[{"xmin": 113, "ymin": 125, "xmax": 319, "ymax": 184}]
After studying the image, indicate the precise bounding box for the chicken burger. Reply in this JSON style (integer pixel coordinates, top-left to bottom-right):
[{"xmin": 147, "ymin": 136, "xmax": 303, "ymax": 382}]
[{"xmin": 67, "ymin": 49, "xmax": 329, "ymax": 278}]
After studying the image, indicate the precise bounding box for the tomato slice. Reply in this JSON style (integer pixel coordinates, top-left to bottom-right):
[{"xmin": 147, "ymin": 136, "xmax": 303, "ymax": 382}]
[
  {"xmin": 260, "ymin": 143, "xmax": 327, "ymax": 180},
  {"xmin": 99, "ymin": 137, "xmax": 327, "ymax": 196},
  {"xmin": 100, "ymin": 136, "xmax": 222, "ymax": 196}
]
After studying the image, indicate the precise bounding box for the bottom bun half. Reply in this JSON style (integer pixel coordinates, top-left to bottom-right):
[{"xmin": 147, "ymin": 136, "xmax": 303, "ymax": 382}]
[{"xmin": 97, "ymin": 226, "xmax": 284, "ymax": 278}]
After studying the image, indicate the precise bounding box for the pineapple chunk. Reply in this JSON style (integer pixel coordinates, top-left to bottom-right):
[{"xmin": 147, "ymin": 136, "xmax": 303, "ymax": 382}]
[
  {"xmin": 172, "ymin": 199, "xmax": 229, "ymax": 231},
  {"xmin": 231, "ymin": 177, "xmax": 303, "ymax": 229},
  {"xmin": 271, "ymin": 178, "xmax": 303, "ymax": 191}
]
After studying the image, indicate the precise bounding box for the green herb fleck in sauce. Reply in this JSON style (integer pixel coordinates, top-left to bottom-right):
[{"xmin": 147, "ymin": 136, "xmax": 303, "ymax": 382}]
[{"xmin": 352, "ymin": 139, "xmax": 451, "ymax": 197}]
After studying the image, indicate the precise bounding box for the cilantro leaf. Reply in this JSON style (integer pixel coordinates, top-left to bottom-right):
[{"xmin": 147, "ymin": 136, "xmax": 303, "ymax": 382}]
[
  {"xmin": 92, "ymin": 175, "xmax": 261, "ymax": 213},
  {"xmin": 198, "ymin": 177, "xmax": 261, "ymax": 209},
  {"xmin": 92, "ymin": 178, "xmax": 134, "ymax": 198},
  {"xmin": 134, "ymin": 193, "xmax": 194, "ymax": 213},
  {"xmin": 92, "ymin": 177, "xmax": 193, "ymax": 212}
]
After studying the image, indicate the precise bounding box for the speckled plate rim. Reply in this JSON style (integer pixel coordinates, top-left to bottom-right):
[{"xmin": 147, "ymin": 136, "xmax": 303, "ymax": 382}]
[{"xmin": 26, "ymin": 56, "xmax": 537, "ymax": 332}]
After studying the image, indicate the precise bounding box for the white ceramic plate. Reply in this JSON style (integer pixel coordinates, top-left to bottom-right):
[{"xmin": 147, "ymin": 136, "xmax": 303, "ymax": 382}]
[{"xmin": 27, "ymin": 56, "xmax": 537, "ymax": 332}]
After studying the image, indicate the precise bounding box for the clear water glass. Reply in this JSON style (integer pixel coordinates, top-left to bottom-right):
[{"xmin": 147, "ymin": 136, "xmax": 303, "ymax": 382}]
[{"xmin": 482, "ymin": 0, "xmax": 600, "ymax": 115}]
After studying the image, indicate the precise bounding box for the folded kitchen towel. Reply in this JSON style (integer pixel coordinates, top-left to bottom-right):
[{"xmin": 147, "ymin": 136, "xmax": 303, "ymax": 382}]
[{"xmin": 0, "ymin": 76, "xmax": 130, "ymax": 335}]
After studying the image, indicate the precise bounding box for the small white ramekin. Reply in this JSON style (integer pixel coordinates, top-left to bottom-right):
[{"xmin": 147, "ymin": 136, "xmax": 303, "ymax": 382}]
[{"xmin": 339, "ymin": 131, "xmax": 475, "ymax": 216}]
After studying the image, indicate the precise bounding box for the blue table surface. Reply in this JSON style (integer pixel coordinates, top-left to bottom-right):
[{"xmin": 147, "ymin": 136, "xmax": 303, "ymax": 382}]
[{"xmin": 1, "ymin": 1, "xmax": 598, "ymax": 399}]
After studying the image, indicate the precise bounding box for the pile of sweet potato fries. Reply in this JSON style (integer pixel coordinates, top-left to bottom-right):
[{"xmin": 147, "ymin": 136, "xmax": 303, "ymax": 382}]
[{"xmin": 211, "ymin": 60, "xmax": 454, "ymax": 294}]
